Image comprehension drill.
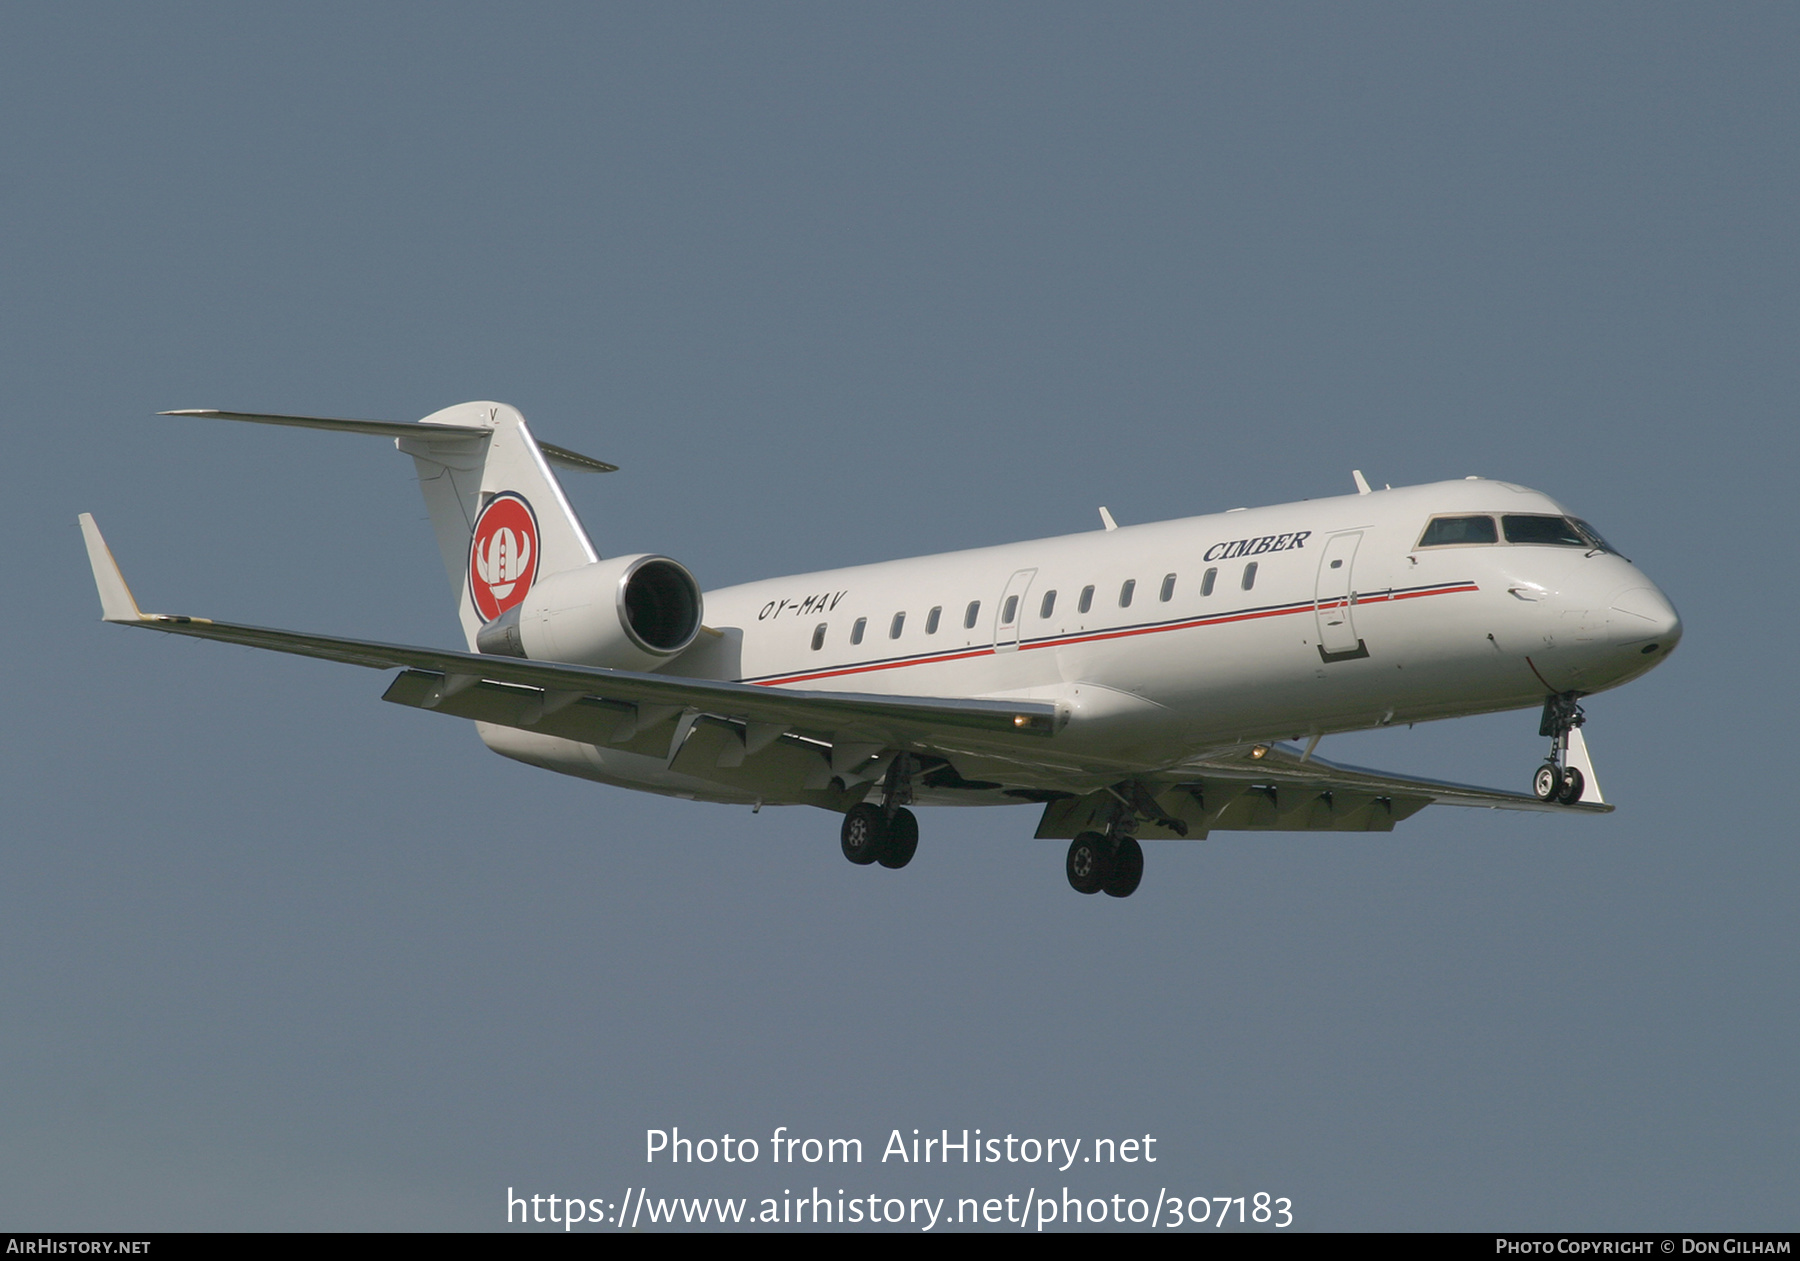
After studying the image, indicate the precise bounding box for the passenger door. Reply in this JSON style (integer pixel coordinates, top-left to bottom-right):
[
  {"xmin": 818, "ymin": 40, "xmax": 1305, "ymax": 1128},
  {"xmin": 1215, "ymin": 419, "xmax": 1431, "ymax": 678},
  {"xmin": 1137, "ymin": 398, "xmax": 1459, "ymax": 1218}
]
[{"xmin": 1314, "ymin": 532, "xmax": 1369, "ymax": 661}]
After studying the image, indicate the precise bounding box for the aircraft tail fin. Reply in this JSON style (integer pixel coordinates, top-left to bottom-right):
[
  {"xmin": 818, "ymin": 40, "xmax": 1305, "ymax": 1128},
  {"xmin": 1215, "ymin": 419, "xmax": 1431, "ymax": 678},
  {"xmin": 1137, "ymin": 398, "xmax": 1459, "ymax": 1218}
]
[
  {"xmin": 393, "ymin": 402, "xmax": 605, "ymax": 649},
  {"xmin": 163, "ymin": 403, "xmax": 611, "ymax": 649}
]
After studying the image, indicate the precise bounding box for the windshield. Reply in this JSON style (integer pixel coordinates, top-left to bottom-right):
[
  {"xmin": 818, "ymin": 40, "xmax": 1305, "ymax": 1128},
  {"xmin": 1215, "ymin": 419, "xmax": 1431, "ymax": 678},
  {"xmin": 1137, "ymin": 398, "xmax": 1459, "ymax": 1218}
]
[
  {"xmin": 1418, "ymin": 515, "xmax": 1498, "ymax": 547},
  {"xmin": 1501, "ymin": 514, "xmax": 1619, "ymax": 554},
  {"xmin": 1502, "ymin": 515, "xmax": 1584, "ymax": 546},
  {"xmin": 1569, "ymin": 518, "xmax": 1618, "ymax": 554}
]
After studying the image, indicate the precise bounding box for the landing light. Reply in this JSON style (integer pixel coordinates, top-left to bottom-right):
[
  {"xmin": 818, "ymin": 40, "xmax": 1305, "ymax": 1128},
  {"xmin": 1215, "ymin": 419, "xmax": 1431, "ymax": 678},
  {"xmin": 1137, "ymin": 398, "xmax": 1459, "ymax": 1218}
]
[{"xmin": 1251, "ymin": 744, "xmax": 1269, "ymax": 759}]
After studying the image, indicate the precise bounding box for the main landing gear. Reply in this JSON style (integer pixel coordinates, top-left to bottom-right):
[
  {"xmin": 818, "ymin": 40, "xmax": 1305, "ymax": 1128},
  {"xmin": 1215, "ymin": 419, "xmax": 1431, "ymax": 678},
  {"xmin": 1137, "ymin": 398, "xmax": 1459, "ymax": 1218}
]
[
  {"xmin": 839, "ymin": 755, "xmax": 919, "ymax": 870},
  {"xmin": 1063, "ymin": 782, "xmax": 1171, "ymax": 898},
  {"xmin": 1066, "ymin": 832, "xmax": 1143, "ymax": 898},
  {"xmin": 1533, "ymin": 691, "xmax": 1588, "ymax": 805},
  {"xmin": 840, "ymin": 802, "xmax": 918, "ymax": 868}
]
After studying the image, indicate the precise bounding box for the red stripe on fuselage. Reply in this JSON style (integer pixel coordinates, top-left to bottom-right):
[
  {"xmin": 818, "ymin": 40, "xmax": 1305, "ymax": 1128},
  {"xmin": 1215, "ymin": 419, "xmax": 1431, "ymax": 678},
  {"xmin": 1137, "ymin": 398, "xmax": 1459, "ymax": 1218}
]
[{"xmin": 746, "ymin": 581, "xmax": 1479, "ymax": 687}]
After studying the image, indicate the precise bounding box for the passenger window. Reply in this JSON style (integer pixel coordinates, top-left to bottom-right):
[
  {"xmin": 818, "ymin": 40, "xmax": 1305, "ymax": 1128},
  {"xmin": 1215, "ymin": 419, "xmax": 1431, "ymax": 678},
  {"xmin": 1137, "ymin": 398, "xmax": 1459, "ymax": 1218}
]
[
  {"xmin": 1002, "ymin": 595, "xmax": 1019, "ymax": 625},
  {"xmin": 1040, "ymin": 590, "xmax": 1056, "ymax": 618},
  {"xmin": 890, "ymin": 612, "xmax": 905, "ymax": 639},
  {"xmin": 851, "ymin": 617, "xmax": 867, "ymax": 645},
  {"xmin": 926, "ymin": 606, "xmax": 942, "ymax": 634},
  {"xmin": 1242, "ymin": 562, "xmax": 1257, "ymax": 590},
  {"xmin": 1119, "ymin": 579, "xmax": 1135, "ymax": 608},
  {"xmin": 1418, "ymin": 515, "xmax": 1498, "ymax": 547},
  {"xmin": 1078, "ymin": 585, "xmax": 1094, "ymax": 613},
  {"xmin": 811, "ymin": 623, "xmax": 826, "ymax": 651},
  {"xmin": 1160, "ymin": 573, "xmax": 1176, "ymax": 602},
  {"xmin": 1201, "ymin": 567, "xmax": 1216, "ymax": 597},
  {"xmin": 964, "ymin": 600, "xmax": 980, "ymax": 629},
  {"xmin": 1503, "ymin": 514, "xmax": 1587, "ymax": 546}
]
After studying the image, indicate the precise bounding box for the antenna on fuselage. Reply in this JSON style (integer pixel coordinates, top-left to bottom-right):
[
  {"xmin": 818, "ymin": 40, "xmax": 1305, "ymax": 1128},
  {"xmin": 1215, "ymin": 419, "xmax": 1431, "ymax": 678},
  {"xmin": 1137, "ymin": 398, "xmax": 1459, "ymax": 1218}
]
[
  {"xmin": 1098, "ymin": 506, "xmax": 1119, "ymax": 531},
  {"xmin": 1352, "ymin": 470, "xmax": 1372, "ymax": 495}
]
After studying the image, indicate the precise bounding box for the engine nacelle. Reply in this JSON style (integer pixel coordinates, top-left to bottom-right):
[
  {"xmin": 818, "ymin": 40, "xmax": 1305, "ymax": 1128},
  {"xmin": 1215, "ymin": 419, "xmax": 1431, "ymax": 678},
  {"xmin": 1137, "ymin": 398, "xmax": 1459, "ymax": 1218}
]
[{"xmin": 476, "ymin": 553, "xmax": 703, "ymax": 671}]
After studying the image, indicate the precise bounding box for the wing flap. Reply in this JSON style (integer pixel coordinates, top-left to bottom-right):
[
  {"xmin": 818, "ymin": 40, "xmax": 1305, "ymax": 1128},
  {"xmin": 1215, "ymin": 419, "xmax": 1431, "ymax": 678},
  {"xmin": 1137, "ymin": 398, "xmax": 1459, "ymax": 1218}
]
[
  {"xmin": 386, "ymin": 669, "xmax": 840, "ymax": 795},
  {"xmin": 381, "ymin": 670, "xmax": 636, "ymax": 745}
]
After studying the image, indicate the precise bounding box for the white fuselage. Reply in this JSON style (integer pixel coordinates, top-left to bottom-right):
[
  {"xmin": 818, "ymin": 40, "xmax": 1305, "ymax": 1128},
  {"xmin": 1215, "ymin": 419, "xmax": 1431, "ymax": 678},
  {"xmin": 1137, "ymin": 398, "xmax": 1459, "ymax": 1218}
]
[{"xmin": 489, "ymin": 477, "xmax": 1680, "ymax": 803}]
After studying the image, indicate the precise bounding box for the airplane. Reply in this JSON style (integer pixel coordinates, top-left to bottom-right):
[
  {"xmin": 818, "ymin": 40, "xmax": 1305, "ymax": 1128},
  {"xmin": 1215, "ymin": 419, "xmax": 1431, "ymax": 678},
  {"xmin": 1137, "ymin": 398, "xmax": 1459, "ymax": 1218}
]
[{"xmin": 79, "ymin": 402, "xmax": 1682, "ymax": 898}]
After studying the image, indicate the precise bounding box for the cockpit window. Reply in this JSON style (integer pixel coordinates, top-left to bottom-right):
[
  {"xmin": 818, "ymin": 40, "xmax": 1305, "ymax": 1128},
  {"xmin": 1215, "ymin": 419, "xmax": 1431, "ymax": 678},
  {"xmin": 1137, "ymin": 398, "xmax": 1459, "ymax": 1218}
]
[
  {"xmin": 1502, "ymin": 515, "xmax": 1587, "ymax": 547},
  {"xmin": 1569, "ymin": 518, "xmax": 1618, "ymax": 555},
  {"xmin": 1418, "ymin": 515, "xmax": 1498, "ymax": 547}
]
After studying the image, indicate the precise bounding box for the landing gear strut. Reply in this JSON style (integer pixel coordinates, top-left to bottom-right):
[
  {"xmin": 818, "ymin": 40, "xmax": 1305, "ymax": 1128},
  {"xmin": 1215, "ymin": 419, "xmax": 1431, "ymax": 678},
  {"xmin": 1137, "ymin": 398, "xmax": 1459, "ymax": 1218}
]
[
  {"xmin": 1534, "ymin": 692, "xmax": 1588, "ymax": 805},
  {"xmin": 838, "ymin": 754, "xmax": 919, "ymax": 869}
]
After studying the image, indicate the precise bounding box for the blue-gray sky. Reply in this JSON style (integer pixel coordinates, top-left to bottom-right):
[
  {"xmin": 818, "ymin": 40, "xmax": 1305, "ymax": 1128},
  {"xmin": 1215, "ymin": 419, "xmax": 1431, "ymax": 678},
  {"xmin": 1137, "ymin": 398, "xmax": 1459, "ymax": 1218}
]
[{"xmin": 4, "ymin": 3, "xmax": 1794, "ymax": 1231}]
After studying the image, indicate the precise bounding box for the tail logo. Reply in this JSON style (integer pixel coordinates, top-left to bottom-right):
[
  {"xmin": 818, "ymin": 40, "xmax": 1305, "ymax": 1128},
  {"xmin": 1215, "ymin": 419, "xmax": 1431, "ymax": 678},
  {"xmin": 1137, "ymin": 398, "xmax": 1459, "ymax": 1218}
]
[{"xmin": 469, "ymin": 492, "xmax": 540, "ymax": 622}]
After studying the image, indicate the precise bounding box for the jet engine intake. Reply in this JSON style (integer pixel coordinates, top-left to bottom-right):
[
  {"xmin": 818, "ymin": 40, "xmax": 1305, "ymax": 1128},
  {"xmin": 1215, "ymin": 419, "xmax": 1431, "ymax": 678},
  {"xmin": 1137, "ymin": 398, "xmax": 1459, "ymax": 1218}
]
[{"xmin": 476, "ymin": 553, "xmax": 703, "ymax": 671}]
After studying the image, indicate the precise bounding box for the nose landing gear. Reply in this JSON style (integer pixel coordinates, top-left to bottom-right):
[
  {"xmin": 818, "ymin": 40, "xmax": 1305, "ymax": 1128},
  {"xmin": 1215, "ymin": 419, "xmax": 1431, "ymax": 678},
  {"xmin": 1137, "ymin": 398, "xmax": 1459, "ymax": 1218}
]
[{"xmin": 1533, "ymin": 692, "xmax": 1589, "ymax": 805}]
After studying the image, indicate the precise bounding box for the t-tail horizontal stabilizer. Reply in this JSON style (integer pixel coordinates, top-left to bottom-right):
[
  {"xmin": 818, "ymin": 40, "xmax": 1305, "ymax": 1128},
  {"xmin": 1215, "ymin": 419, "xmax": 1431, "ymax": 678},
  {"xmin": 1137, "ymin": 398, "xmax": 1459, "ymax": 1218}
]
[{"xmin": 158, "ymin": 409, "xmax": 618, "ymax": 474}]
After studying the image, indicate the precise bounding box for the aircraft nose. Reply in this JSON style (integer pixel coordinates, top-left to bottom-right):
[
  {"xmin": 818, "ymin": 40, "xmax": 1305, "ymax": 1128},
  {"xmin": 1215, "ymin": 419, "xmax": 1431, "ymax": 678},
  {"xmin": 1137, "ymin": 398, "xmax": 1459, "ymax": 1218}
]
[{"xmin": 1608, "ymin": 584, "xmax": 1682, "ymax": 656}]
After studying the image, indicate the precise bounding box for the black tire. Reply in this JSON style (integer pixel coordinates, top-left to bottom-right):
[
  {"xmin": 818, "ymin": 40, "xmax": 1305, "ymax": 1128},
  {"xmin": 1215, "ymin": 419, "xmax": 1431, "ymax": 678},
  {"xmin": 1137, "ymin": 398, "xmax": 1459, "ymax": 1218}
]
[
  {"xmin": 1102, "ymin": 835, "xmax": 1144, "ymax": 898},
  {"xmin": 1066, "ymin": 832, "xmax": 1110, "ymax": 895},
  {"xmin": 1533, "ymin": 762, "xmax": 1561, "ymax": 801},
  {"xmin": 878, "ymin": 808, "xmax": 919, "ymax": 869},
  {"xmin": 1557, "ymin": 766, "xmax": 1585, "ymax": 805},
  {"xmin": 840, "ymin": 803, "xmax": 885, "ymax": 865}
]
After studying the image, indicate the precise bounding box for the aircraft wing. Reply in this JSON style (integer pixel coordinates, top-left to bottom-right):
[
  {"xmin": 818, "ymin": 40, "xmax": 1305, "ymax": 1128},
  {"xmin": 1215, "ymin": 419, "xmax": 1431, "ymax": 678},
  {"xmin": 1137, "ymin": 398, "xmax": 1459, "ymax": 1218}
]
[
  {"xmin": 1167, "ymin": 740, "xmax": 1611, "ymax": 815},
  {"xmin": 78, "ymin": 515, "xmax": 1057, "ymax": 761},
  {"xmin": 1033, "ymin": 726, "xmax": 1609, "ymax": 840}
]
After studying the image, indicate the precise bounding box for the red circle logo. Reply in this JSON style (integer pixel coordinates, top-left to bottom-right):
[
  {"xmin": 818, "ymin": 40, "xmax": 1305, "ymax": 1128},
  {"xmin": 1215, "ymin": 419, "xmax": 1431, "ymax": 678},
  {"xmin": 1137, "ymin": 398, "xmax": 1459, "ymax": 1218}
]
[{"xmin": 469, "ymin": 492, "xmax": 539, "ymax": 622}]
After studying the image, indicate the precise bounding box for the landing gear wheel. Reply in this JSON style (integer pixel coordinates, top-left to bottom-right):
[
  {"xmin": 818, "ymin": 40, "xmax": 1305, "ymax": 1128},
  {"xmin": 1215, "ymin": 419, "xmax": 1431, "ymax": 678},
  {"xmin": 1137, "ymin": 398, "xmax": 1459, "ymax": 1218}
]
[
  {"xmin": 878, "ymin": 808, "xmax": 918, "ymax": 868},
  {"xmin": 1556, "ymin": 766, "xmax": 1585, "ymax": 805},
  {"xmin": 1066, "ymin": 832, "xmax": 1110, "ymax": 895},
  {"xmin": 1533, "ymin": 762, "xmax": 1561, "ymax": 802},
  {"xmin": 840, "ymin": 803, "xmax": 885, "ymax": 865},
  {"xmin": 1102, "ymin": 836, "xmax": 1144, "ymax": 898}
]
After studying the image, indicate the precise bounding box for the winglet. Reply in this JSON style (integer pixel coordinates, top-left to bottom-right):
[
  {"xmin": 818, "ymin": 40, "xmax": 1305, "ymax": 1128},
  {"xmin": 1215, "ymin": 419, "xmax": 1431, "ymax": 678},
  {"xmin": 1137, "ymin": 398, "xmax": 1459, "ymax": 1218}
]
[{"xmin": 77, "ymin": 513, "xmax": 145, "ymax": 621}]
